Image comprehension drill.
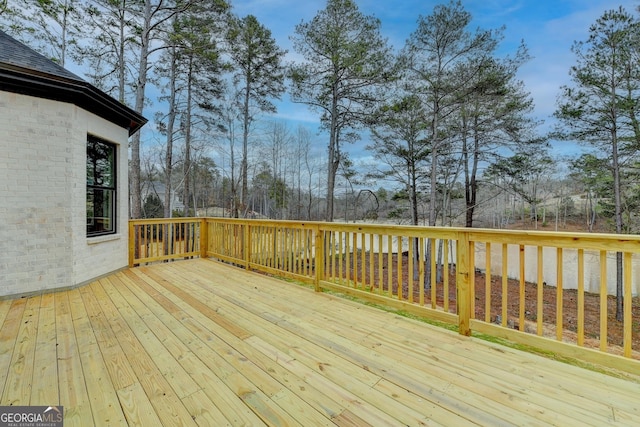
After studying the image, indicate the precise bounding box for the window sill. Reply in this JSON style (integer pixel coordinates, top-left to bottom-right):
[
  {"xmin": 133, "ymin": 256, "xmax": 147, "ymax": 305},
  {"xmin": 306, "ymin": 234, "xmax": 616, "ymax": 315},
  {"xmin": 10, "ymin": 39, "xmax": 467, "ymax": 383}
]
[{"xmin": 87, "ymin": 233, "xmax": 122, "ymax": 245}]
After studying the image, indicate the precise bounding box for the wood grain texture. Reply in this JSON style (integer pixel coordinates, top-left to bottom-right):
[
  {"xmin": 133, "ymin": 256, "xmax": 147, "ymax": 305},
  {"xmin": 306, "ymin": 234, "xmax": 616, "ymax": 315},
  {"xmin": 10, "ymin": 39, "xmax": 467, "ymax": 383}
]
[{"xmin": 0, "ymin": 258, "xmax": 639, "ymax": 426}]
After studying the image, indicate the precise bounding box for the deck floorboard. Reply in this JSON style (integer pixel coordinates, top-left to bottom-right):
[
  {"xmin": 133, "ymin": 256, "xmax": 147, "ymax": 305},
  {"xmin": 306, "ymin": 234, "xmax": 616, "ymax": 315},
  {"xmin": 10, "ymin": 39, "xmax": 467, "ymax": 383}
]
[{"xmin": 1, "ymin": 259, "xmax": 639, "ymax": 426}]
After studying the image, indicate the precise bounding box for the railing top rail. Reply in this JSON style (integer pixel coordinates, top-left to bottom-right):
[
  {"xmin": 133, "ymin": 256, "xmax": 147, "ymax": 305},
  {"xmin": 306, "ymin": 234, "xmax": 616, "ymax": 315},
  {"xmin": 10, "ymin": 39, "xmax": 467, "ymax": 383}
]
[
  {"xmin": 131, "ymin": 217, "xmax": 640, "ymax": 252},
  {"xmin": 466, "ymin": 229, "xmax": 640, "ymax": 252},
  {"xmin": 129, "ymin": 218, "xmax": 203, "ymax": 225},
  {"xmin": 202, "ymin": 217, "xmax": 640, "ymax": 244}
]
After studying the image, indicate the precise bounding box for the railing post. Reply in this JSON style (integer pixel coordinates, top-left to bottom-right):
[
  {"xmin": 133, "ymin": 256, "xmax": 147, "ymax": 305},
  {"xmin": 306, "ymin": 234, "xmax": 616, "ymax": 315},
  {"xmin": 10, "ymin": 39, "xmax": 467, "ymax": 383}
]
[
  {"xmin": 200, "ymin": 218, "xmax": 208, "ymax": 259},
  {"xmin": 314, "ymin": 226, "xmax": 324, "ymax": 292},
  {"xmin": 128, "ymin": 220, "xmax": 135, "ymax": 267},
  {"xmin": 456, "ymin": 231, "xmax": 471, "ymax": 336}
]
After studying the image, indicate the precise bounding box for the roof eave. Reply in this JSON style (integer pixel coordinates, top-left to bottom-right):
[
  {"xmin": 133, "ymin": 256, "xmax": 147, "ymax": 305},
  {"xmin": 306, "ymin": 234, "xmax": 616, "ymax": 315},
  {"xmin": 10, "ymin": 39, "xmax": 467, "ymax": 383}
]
[{"xmin": 0, "ymin": 65, "xmax": 147, "ymax": 136}]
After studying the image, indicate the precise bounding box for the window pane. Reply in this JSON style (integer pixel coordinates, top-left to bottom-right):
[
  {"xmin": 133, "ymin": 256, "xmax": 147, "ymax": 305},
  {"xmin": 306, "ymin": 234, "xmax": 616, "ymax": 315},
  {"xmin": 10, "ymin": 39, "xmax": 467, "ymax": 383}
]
[
  {"xmin": 87, "ymin": 136, "xmax": 116, "ymax": 236},
  {"xmin": 87, "ymin": 139, "xmax": 114, "ymax": 188},
  {"xmin": 87, "ymin": 189, "xmax": 114, "ymax": 234}
]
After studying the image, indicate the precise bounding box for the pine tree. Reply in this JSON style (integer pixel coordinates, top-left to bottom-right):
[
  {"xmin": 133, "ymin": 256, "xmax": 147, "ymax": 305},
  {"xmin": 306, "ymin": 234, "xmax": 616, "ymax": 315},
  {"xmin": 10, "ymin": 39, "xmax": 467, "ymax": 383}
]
[
  {"xmin": 226, "ymin": 14, "xmax": 286, "ymax": 217},
  {"xmin": 289, "ymin": 0, "xmax": 394, "ymax": 221}
]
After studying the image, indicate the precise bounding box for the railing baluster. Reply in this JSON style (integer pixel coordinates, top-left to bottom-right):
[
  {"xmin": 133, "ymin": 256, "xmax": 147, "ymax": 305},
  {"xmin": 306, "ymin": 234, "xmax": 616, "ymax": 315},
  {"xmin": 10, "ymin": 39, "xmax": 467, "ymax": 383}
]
[
  {"xmin": 397, "ymin": 237, "xmax": 403, "ymax": 300},
  {"xmin": 408, "ymin": 237, "xmax": 414, "ymax": 303},
  {"xmin": 556, "ymin": 248, "xmax": 564, "ymax": 340},
  {"xmin": 387, "ymin": 235, "xmax": 393, "ymax": 298},
  {"xmin": 502, "ymin": 243, "xmax": 508, "ymax": 327},
  {"xmin": 419, "ymin": 237, "xmax": 425, "ymax": 306},
  {"xmin": 537, "ymin": 246, "xmax": 544, "ymax": 336},
  {"xmin": 377, "ymin": 235, "xmax": 383, "ymax": 295},
  {"xmin": 443, "ymin": 239, "xmax": 449, "ymax": 312},
  {"xmin": 351, "ymin": 232, "xmax": 357, "ymax": 287},
  {"xmin": 599, "ymin": 250, "xmax": 607, "ymax": 351},
  {"xmin": 519, "ymin": 245, "xmax": 525, "ymax": 332},
  {"xmin": 485, "ymin": 242, "xmax": 491, "ymax": 323},
  {"xmin": 624, "ymin": 252, "xmax": 632, "ymax": 358},
  {"xmin": 578, "ymin": 249, "xmax": 585, "ymax": 346},
  {"xmin": 430, "ymin": 238, "xmax": 436, "ymax": 310},
  {"xmin": 469, "ymin": 241, "xmax": 475, "ymax": 319},
  {"xmin": 361, "ymin": 233, "xmax": 367, "ymax": 291}
]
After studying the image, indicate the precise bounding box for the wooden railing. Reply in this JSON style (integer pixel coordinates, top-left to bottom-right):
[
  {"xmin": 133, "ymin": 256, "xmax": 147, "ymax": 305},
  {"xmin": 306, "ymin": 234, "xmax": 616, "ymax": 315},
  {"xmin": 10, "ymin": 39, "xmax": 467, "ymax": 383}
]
[
  {"xmin": 130, "ymin": 217, "xmax": 640, "ymax": 374},
  {"xmin": 128, "ymin": 218, "xmax": 204, "ymax": 266}
]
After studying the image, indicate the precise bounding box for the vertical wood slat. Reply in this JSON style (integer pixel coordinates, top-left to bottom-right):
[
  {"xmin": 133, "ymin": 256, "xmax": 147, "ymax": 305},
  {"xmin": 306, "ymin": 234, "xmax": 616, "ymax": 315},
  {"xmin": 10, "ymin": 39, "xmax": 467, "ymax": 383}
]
[
  {"xmin": 377, "ymin": 235, "xmax": 383, "ymax": 295},
  {"xmin": 419, "ymin": 237, "xmax": 425, "ymax": 307},
  {"xmin": 369, "ymin": 234, "xmax": 374, "ymax": 292},
  {"xmin": 501, "ymin": 243, "xmax": 508, "ymax": 327},
  {"xmin": 138, "ymin": 223, "xmax": 144, "ymax": 260},
  {"xmin": 556, "ymin": 248, "xmax": 564, "ymax": 341},
  {"xmin": 485, "ymin": 242, "xmax": 491, "ymax": 323},
  {"xmin": 266, "ymin": 226, "xmax": 272, "ymax": 268},
  {"xmin": 397, "ymin": 237, "xmax": 403, "ymax": 300},
  {"xmin": 297, "ymin": 228, "xmax": 302, "ymax": 275},
  {"xmin": 353, "ymin": 232, "xmax": 358, "ymax": 287},
  {"xmin": 624, "ymin": 252, "xmax": 633, "ymax": 358},
  {"xmin": 338, "ymin": 232, "xmax": 344, "ymax": 286},
  {"xmin": 599, "ymin": 251, "xmax": 607, "ymax": 352},
  {"xmin": 577, "ymin": 249, "xmax": 585, "ymax": 346},
  {"xmin": 408, "ymin": 237, "xmax": 414, "ymax": 303},
  {"xmin": 304, "ymin": 229, "xmax": 310, "ymax": 276},
  {"xmin": 345, "ymin": 232, "xmax": 351, "ymax": 287},
  {"xmin": 314, "ymin": 227, "xmax": 324, "ymax": 292},
  {"xmin": 519, "ymin": 245, "xmax": 525, "ymax": 332},
  {"xmin": 469, "ymin": 241, "xmax": 475, "ymax": 319},
  {"xmin": 300, "ymin": 229, "xmax": 306, "ymax": 276},
  {"xmin": 260, "ymin": 226, "xmax": 266, "ymax": 266},
  {"xmin": 537, "ymin": 246, "xmax": 543, "ymax": 336},
  {"xmin": 330, "ymin": 230, "xmax": 335, "ymax": 281},
  {"xmin": 443, "ymin": 239, "xmax": 449, "ymax": 312},
  {"xmin": 355, "ymin": 232, "xmax": 361, "ymax": 289},
  {"xmin": 387, "ymin": 236, "xmax": 393, "ymax": 298},
  {"xmin": 152, "ymin": 223, "xmax": 157, "ymax": 259},
  {"xmin": 361, "ymin": 233, "xmax": 367, "ymax": 291},
  {"xmin": 430, "ymin": 238, "xmax": 437, "ymax": 310}
]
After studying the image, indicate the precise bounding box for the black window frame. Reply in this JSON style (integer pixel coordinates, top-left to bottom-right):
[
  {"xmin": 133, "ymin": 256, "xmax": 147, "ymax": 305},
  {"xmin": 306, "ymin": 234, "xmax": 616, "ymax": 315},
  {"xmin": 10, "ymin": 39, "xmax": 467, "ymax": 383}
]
[{"xmin": 87, "ymin": 136, "xmax": 117, "ymax": 237}]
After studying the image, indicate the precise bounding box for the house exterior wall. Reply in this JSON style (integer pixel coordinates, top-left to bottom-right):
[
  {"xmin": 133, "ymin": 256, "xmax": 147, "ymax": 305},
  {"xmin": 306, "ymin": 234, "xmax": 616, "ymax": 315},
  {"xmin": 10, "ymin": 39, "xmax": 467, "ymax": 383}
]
[{"xmin": 0, "ymin": 91, "xmax": 129, "ymax": 297}]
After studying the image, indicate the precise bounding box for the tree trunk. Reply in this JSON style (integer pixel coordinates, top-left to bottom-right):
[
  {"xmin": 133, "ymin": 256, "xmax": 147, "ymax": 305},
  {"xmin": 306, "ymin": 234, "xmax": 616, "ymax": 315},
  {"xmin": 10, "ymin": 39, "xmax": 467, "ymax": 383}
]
[
  {"xmin": 163, "ymin": 43, "xmax": 177, "ymax": 219},
  {"xmin": 325, "ymin": 86, "xmax": 339, "ymax": 222},
  {"xmin": 130, "ymin": 0, "xmax": 152, "ymax": 219},
  {"xmin": 241, "ymin": 81, "xmax": 250, "ymax": 216},
  {"xmin": 183, "ymin": 57, "xmax": 193, "ymax": 216},
  {"xmin": 612, "ymin": 126, "xmax": 624, "ymax": 321},
  {"xmin": 117, "ymin": 0, "xmax": 126, "ymax": 103},
  {"xmin": 428, "ymin": 95, "xmax": 439, "ymax": 227},
  {"xmin": 409, "ymin": 162, "xmax": 419, "ymax": 227}
]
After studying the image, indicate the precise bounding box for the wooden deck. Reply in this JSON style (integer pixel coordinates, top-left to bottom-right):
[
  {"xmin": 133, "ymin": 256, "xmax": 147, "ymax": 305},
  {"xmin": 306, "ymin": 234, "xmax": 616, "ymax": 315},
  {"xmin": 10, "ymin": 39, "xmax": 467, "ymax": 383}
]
[{"xmin": 1, "ymin": 260, "xmax": 639, "ymax": 426}]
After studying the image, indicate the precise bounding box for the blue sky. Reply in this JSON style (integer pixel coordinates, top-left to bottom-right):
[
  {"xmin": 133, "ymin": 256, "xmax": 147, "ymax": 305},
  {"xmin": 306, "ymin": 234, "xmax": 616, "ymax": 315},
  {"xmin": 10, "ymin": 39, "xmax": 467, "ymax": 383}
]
[{"xmin": 228, "ymin": 0, "xmax": 638, "ymax": 165}]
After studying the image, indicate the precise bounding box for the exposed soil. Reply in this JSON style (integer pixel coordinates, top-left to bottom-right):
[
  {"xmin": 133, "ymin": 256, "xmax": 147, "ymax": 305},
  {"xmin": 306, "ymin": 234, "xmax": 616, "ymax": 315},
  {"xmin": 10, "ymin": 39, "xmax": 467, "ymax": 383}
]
[{"xmin": 334, "ymin": 252, "xmax": 640, "ymax": 358}]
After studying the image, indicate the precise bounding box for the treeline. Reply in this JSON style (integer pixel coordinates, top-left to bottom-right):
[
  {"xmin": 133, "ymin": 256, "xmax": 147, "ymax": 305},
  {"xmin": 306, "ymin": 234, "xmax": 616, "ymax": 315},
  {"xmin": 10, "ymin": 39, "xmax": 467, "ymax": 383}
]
[{"xmin": 2, "ymin": 1, "xmax": 640, "ymax": 233}]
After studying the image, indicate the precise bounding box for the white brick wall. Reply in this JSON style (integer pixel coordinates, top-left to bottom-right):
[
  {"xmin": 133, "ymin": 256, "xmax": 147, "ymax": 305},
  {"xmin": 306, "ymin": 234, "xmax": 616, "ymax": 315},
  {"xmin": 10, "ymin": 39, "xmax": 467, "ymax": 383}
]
[{"xmin": 0, "ymin": 91, "xmax": 130, "ymax": 297}]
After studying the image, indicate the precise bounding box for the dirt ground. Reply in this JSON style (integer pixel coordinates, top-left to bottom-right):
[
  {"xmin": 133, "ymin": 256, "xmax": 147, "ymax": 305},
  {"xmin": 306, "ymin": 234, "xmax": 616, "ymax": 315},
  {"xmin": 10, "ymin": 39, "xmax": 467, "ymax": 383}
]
[{"xmin": 338, "ymin": 252, "xmax": 639, "ymax": 358}]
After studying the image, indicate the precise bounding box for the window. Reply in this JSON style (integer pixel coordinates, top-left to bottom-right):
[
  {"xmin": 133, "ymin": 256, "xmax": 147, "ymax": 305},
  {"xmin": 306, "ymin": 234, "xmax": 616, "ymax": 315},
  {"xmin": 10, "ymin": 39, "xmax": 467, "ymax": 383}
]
[{"xmin": 87, "ymin": 136, "xmax": 116, "ymax": 236}]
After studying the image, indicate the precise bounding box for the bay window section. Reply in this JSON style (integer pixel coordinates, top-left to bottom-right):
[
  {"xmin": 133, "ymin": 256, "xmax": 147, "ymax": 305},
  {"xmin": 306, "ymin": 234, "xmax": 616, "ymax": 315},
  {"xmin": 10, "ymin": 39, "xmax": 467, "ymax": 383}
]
[{"xmin": 87, "ymin": 136, "xmax": 116, "ymax": 236}]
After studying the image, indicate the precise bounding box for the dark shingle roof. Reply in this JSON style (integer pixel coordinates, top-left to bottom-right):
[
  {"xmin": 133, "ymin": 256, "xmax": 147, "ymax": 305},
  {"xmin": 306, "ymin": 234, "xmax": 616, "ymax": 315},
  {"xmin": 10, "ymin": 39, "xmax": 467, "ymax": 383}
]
[
  {"xmin": 0, "ymin": 30, "xmax": 83, "ymax": 81},
  {"xmin": 0, "ymin": 30, "xmax": 146, "ymax": 136}
]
